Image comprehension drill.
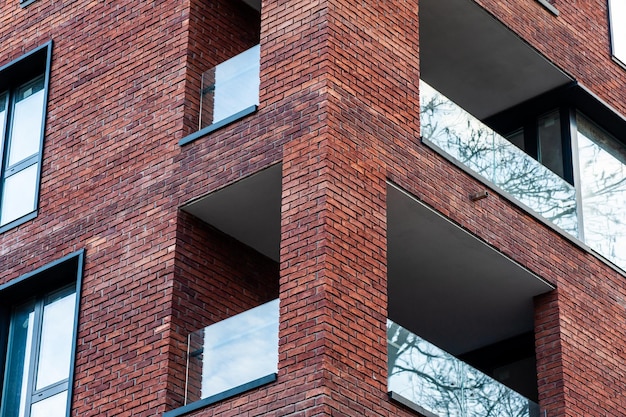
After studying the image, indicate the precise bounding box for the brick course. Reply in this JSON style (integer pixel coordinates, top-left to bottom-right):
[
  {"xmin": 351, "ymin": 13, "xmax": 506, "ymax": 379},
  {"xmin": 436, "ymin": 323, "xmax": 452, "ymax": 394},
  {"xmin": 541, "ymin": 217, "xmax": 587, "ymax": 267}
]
[{"xmin": 1, "ymin": 0, "xmax": 626, "ymax": 416}]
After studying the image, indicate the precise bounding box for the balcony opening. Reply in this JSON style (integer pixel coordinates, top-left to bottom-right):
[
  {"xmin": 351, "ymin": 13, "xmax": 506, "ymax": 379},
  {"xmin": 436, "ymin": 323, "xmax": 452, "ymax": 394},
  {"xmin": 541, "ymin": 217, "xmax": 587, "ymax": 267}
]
[
  {"xmin": 387, "ymin": 184, "xmax": 554, "ymax": 417},
  {"xmin": 199, "ymin": 44, "xmax": 260, "ymax": 131},
  {"xmin": 420, "ymin": 0, "xmax": 626, "ymax": 272},
  {"xmin": 183, "ymin": 0, "xmax": 261, "ymax": 143},
  {"xmin": 168, "ymin": 165, "xmax": 281, "ymax": 415},
  {"xmin": 420, "ymin": 0, "xmax": 571, "ymax": 121}
]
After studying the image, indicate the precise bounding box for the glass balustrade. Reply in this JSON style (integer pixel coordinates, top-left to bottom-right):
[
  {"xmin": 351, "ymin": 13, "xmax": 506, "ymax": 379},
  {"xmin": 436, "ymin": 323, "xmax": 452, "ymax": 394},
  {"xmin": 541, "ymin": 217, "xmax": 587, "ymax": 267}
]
[
  {"xmin": 420, "ymin": 81, "xmax": 579, "ymax": 238},
  {"xmin": 199, "ymin": 45, "xmax": 260, "ymax": 129},
  {"xmin": 184, "ymin": 299, "xmax": 279, "ymax": 404},
  {"xmin": 420, "ymin": 81, "xmax": 626, "ymax": 271},
  {"xmin": 388, "ymin": 320, "xmax": 540, "ymax": 417},
  {"xmin": 575, "ymin": 113, "xmax": 626, "ymax": 271}
]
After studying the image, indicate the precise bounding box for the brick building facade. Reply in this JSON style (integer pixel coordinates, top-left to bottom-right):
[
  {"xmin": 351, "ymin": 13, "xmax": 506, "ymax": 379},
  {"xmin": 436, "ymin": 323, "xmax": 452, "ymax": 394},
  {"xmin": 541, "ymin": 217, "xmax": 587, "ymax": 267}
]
[{"xmin": 1, "ymin": 0, "xmax": 626, "ymax": 416}]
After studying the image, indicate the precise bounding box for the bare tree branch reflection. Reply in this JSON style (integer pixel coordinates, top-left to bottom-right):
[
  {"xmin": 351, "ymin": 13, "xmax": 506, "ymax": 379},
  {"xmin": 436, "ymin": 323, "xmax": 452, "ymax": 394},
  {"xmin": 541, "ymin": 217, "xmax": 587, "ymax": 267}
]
[
  {"xmin": 388, "ymin": 321, "xmax": 538, "ymax": 417},
  {"xmin": 420, "ymin": 82, "xmax": 626, "ymax": 269}
]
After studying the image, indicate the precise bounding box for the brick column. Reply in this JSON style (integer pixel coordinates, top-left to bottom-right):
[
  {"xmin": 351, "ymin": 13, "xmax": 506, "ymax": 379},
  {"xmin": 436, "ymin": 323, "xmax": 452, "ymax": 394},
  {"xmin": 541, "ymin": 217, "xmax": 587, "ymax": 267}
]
[
  {"xmin": 535, "ymin": 290, "xmax": 567, "ymax": 416},
  {"xmin": 270, "ymin": 0, "xmax": 419, "ymax": 414}
]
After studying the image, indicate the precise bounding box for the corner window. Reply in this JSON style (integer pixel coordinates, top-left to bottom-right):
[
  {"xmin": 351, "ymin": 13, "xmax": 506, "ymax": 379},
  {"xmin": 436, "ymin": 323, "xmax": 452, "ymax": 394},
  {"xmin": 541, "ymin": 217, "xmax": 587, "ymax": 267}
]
[
  {"xmin": 609, "ymin": 0, "xmax": 626, "ymax": 65},
  {"xmin": 0, "ymin": 251, "xmax": 82, "ymax": 417},
  {"xmin": 0, "ymin": 43, "xmax": 51, "ymax": 231},
  {"xmin": 421, "ymin": 80, "xmax": 626, "ymax": 270}
]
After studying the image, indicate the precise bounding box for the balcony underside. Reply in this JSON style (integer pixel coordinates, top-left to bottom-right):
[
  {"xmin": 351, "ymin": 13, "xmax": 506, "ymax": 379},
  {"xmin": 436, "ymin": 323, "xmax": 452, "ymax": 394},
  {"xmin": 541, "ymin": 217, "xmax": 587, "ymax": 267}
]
[
  {"xmin": 181, "ymin": 164, "xmax": 282, "ymax": 262},
  {"xmin": 420, "ymin": 0, "xmax": 572, "ymax": 120},
  {"xmin": 386, "ymin": 184, "xmax": 553, "ymax": 356},
  {"xmin": 181, "ymin": 167, "xmax": 553, "ymax": 359}
]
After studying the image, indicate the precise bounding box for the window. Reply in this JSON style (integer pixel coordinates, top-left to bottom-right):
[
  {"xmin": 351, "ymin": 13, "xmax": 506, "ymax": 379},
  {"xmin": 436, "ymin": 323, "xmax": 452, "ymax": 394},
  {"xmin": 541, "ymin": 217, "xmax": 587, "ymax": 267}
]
[
  {"xmin": 0, "ymin": 251, "xmax": 82, "ymax": 417},
  {"xmin": 504, "ymin": 109, "xmax": 571, "ymax": 184},
  {"xmin": 421, "ymin": 80, "xmax": 626, "ymax": 270},
  {"xmin": 609, "ymin": 0, "xmax": 626, "ymax": 65},
  {"xmin": 0, "ymin": 43, "xmax": 52, "ymax": 231}
]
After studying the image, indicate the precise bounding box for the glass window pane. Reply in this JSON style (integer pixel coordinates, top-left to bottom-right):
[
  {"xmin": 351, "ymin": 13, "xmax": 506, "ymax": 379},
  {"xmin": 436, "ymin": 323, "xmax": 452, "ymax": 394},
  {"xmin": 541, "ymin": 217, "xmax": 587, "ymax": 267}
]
[
  {"xmin": 30, "ymin": 391, "xmax": 67, "ymax": 417},
  {"xmin": 538, "ymin": 110, "xmax": 564, "ymax": 179},
  {"xmin": 35, "ymin": 288, "xmax": 76, "ymax": 390},
  {"xmin": 576, "ymin": 113, "xmax": 626, "ymax": 270},
  {"xmin": 609, "ymin": 0, "xmax": 626, "ymax": 63},
  {"xmin": 0, "ymin": 163, "xmax": 38, "ymax": 226},
  {"xmin": 2, "ymin": 301, "xmax": 35, "ymax": 417},
  {"xmin": 7, "ymin": 76, "xmax": 45, "ymax": 167}
]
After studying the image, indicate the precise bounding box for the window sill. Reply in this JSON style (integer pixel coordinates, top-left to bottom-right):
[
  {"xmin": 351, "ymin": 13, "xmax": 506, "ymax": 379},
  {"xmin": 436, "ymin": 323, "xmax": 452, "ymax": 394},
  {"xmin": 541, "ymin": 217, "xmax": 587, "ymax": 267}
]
[
  {"xmin": 179, "ymin": 105, "xmax": 258, "ymax": 146},
  {"xmin": 162, "ymin": 373, "xmax": 277, "ymax": 417},
  {"xmin": 536, "ymin": 0, "xmax": 559, "ymax": 15},
  {"xmin": 0, "ymin": 211, "xmax": 37, "ymax": 234}
]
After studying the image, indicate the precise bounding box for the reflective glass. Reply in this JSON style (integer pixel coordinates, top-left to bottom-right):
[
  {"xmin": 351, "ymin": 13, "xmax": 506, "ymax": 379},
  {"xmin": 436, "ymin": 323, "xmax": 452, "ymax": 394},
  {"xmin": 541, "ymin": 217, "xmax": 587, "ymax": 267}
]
[
  {"xmin": 30, "ymin": 391, "xmax": 67, "ymax": 417},
  {"xmin": 420, "ymin": 81, "xmax": 579, "ymax": 236},
  {"xmin": 388, "ymin": 320, "xmax": 539, "ymax": 417},
  {"xmin": 609, "ymin": 0, "xmax": 626, "ymax": 63},
  {"xmin": 538, "ymin": 110, "xmax": 564, "ymax": 179},
  {"xmin": 200, "ymin": 45, "xmax": 260, "ymax": 128},
  {"xmin": 1, "ymin": 301, "xmax": 35, "ymax": 417},
  {"xmin": 35, "ymin": 288, "xmax": 76, "ymax": 390},
  {"xmin": 7, "ymin": 76, "xmax": 45, "ymax": 167},
  {"xmin": 0, "ymin": 163, "xmax": 38, "ymax": 226},
  {"xmin": 185, "ymin": 299, "xmax": 279, "ymax": 402},
  {"xmin": 576, "ymin": 113, "xmax": 626, "ymax": 270}
]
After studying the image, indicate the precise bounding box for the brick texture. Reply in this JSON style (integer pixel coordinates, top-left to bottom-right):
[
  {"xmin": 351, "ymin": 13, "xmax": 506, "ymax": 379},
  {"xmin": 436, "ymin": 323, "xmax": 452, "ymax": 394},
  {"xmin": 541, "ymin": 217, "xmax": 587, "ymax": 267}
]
[{"xmin": 1, "ymin": 0, "xmax": 626, "ymax": 416}]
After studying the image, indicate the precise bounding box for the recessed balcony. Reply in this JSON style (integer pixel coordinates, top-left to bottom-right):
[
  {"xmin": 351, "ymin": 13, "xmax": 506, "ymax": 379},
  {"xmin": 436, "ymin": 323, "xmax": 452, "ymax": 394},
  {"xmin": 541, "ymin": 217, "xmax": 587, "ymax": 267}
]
[
  {"xmin": 420, "ymin": 0, "xmax": 626, "ymax": 271},
  {"xmin": 180, "ymin": 44, "xmax": 260, "ymax": 146},
  {"xmin": 184, "ymin": 299, "xmax": 278, "ymax": 405},
  {"xmin": 388, "ymin": 320, "xmax": 540, "ymax": 417},
  {"xmin": 179, "ymin": 167, "xmax": 555, "ymax": 414}
]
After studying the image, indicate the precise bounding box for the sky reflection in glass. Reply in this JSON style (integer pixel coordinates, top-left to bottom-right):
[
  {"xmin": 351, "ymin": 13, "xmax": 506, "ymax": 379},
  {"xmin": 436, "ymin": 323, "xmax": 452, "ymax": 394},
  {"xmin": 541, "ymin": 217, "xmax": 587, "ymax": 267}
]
[
  {"xmin": 576, "ymin": 113, "xmax": 626, "ymax": 269},
  {"xmin": 187, "ymin": 299, "xmax": 279, "ymax": 401},
  {"xmin": 388, "ymin": 320, "xmax": 539, "ymax": 417},
  {"xmin": 36, "ymin": 291, "xmax": 76, "ymax": 390},
  {"xmin": 7, "ymin": 81, "xmax": 45, "ymax": 167},
  {"xmin": 609, "ymin": 0, "xmax": 626, "ymax": 63},
  {"xmin": 200, "ymin": 45, "xmax": 260, "ymax": 128}
]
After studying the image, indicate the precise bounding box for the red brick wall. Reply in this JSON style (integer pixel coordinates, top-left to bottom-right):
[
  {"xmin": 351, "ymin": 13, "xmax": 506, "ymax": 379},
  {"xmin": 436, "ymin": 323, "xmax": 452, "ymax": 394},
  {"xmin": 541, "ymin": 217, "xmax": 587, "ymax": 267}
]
[
  {"xmin": 171, "ymin": 0, "xmax": 626, "ymax": 415},
  {"xmin": 166, "ymin": 210, "xmax": 279, "ymax": 409},
  {"xmin": 475, "ymin": 0, "xmax": 626, "ymax": 117},
  {"xmin": 0, "ymin": 1, "xmax": 190, "ymax": 416},
  {"xmin": 1, "ymin": 0, "xmax": 626, "ymax": 416}
]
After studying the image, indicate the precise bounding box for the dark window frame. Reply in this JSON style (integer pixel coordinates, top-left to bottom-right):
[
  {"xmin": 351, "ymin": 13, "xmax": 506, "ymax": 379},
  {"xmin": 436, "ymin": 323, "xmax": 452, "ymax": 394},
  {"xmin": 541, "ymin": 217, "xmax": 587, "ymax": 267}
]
[
  {"xmin": 19, "ymin": 0, "xmax": 37, "ymax": 8},
  {"xmin": 484, "ymin": 83, "xmax": 626, "ymax": 249},
  {"xmin": 0, "ymin": 250, "xmax": 84, "ymax": 417},
  {"xmin": 0, "ymin": 41, "xmax": 53, "ymax": 234}
]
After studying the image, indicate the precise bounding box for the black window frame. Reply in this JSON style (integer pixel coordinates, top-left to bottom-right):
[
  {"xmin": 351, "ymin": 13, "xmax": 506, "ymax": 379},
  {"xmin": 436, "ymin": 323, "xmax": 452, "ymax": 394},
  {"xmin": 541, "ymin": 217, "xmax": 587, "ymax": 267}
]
[
  {"xmin": 0, "ymin": 250, "xmax": 83, "ymax": 417},
  {"xmin": 0, "ymin": 42, "xmax": 52, "ymax": 234}
]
